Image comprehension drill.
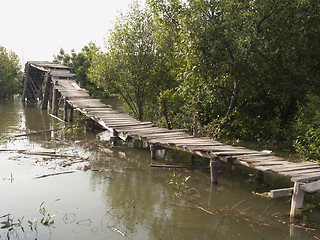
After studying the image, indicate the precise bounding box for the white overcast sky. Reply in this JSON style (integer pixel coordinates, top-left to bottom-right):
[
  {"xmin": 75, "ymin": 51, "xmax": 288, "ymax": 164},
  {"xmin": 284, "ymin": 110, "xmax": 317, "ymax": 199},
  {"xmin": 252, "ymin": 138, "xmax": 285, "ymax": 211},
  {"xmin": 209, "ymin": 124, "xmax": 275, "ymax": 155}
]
[{"xmin": 1, "ymin": 0, "xmax": 144, "ymax": 67}]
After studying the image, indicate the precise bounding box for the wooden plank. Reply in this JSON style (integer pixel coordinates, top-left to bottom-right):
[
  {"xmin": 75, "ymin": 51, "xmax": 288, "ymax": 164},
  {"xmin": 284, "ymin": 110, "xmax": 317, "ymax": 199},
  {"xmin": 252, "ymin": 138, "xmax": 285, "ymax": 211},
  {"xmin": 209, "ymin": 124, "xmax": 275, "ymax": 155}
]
[
  {"xmin": 291, "ymin": 173, "xmax": 320, "ymax": 183},
  {"xmin": 301, "ymin": 180, "xmax": 320, "ymax": 193},
  {"xmin": 140, "ymin": 131, "xmax": 189, "ymax": 138},
  {"xmin": 269, "ymin": 163, "xmax": 320, "ymax": 172},
  {"xmin": 270, "ymin": 188, "xmax": 293, "ymax": 198},
  {"xmin": 252, "ymin": 161, "xmax": 287, "ymax": 166},
  {"xmin": 279, "ymin": 168, "xmax": 320, "ymax": 177},
  {"xmin": 150, "ymin": 137, "xmax": 194, "ymax": 144},
  {"xmin": 185, "ymin": 145, "xmax": 247, "ymax": 151},
  {"xmin": 212, "ymin": 150, "xmax": 260, "ymax": 157},
  {"xmin": 105, "ymin": 122, "xmax": 153, "ymax": 128},
  {"xmin": 115, "ymin": 125, "xmax": 155, "ymax": 132}
]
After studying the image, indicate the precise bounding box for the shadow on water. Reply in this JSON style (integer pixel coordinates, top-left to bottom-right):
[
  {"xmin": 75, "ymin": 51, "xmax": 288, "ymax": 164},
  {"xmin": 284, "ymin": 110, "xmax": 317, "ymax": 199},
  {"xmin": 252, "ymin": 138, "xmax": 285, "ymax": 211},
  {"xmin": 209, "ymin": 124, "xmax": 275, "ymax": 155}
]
[{"xmin": 1, "ymin": 97, "xmax": 320, "ymax": 239}]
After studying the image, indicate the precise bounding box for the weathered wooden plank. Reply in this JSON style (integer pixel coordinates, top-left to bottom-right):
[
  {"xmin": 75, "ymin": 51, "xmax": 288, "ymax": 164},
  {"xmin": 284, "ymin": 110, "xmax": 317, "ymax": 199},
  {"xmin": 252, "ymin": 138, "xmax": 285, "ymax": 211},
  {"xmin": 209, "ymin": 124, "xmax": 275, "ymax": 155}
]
[
  {"xmin": 269, "ymin": 163, "xmax": 320, "ymax": 173},
  {"xmin": 115, "ymin": 125, "xmax": 155, "ymax": 132},
  {"xmin": 212, "ymin": 150, "xmax": 261, "ymax": 157},
  {"xmin": 252, "ymin": 161, "xmax": 287, "ymax": 166},
  {"xmin": 140, "ymin": 131, "xmax": 189, "ymax": 138},
  {"xmin": 301, "ymin": 180, "xmax": 320, "ymax": 193},
  {"xmin": 279, "ymin": 168, "xmax": 320, "ymax": 177},
  {"xmin": 270, "ymin": 188, "xmax": 293, "ymax": 198},
  {"xmin": 149, "ymin": 137, "xmax": 194, "ymax": 144},
  {"xmin": 185, "ymin": 145, "xmax": 247, "ymax": 151},
  {"xmin": 105, "ymin": 122, "xmax": 153, "ymax": 128},
  {"xmin": 291, "ymin": 173, "xmax": 320, "ymax": 183}
]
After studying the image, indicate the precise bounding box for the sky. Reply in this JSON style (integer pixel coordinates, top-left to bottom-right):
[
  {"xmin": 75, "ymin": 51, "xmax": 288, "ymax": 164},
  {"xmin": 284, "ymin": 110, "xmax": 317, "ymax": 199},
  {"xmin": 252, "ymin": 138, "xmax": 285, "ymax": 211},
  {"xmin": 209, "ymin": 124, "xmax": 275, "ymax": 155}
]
[{"xmin": 1, "ymin": 0, "xmax": 144, "ymax": 68}]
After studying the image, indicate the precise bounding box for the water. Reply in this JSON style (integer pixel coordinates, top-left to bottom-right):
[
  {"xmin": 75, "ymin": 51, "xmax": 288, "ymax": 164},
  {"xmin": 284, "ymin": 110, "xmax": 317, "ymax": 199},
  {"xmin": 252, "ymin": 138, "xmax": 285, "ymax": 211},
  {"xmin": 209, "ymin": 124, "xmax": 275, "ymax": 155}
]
[{"xmin": 1, "ymin": 97, "xmax": 320, "ymax": 240}]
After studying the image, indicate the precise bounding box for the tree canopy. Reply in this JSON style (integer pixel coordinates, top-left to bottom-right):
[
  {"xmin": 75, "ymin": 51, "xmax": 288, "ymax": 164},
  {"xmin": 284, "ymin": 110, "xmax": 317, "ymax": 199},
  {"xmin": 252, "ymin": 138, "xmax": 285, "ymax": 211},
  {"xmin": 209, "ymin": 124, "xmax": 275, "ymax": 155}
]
[
  {"xmin": 0, "ymin": 46, "xmax": 22, "ymax": 99},
  {"xmin": 63, "ymin": 0, "xmax": 320, "ymax": 159}
]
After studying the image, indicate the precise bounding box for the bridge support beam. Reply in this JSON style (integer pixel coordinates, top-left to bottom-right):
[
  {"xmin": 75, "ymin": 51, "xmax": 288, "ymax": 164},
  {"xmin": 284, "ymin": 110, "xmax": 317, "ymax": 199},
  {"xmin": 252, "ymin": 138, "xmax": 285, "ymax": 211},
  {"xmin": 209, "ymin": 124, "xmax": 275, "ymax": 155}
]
[
  {"xmin": 210, "ymin": 156, "xmax": 219, "ymax": 184},
  {"xmin": 22, "ymin": 64, "xmax": 30, "ymax": 101},
  {"xmin": 290, "ymin": 182, "xmax": 305, "ymax": 219},
  {"xmin": 150, "ymin": 144, "xmax": 157, "ymax": 161},
  {"xmin": 41, "ymin": 73, "xmax": 51, "ymax": 110},
  {"xmin": 52, "ymin": 88, "xmax": 59, "ymax": 116}
]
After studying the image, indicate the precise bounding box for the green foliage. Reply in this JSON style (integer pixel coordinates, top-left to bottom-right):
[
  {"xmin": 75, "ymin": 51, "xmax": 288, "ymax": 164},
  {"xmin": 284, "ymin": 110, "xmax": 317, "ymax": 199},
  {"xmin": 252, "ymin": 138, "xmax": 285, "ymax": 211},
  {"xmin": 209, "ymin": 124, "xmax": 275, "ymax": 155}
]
[
  {"xmin": 0, "ymin": 46, "xmax": 22, "ymax": 99},
  {"xmin": 66, "ymin": 0, "xmax": 320, "ymax": 159},
  {"xmin": 293, "ymin": 94, "xmax": 320, "ymax": 160},
  {"xmin": 169, "ymin": 172, "xmax": 191, "ymax": 191},
  {"xmin": 53, "ymin": 42, "xmax": 103, "ymax": 96},
  {"xmin": 89, "ymin": 1, "xmax": 175, "ymax": 121}
]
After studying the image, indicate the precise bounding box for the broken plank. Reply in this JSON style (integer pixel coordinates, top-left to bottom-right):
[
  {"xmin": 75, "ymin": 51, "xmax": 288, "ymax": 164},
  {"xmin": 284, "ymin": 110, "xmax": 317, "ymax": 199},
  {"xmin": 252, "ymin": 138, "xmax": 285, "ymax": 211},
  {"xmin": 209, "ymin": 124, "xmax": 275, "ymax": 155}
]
[
  {"xmin": 301, "ymin": 180, "xmax": 320, "ymax": 193},
  {"xmin": 270, "ymin": 187, "xmax": 293, "ymax": 198}
]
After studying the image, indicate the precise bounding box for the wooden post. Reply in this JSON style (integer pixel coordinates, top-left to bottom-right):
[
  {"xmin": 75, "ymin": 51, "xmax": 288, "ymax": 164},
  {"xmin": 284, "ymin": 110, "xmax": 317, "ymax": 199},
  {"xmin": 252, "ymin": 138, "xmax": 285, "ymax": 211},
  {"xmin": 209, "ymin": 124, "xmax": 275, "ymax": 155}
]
[
  {"xmin": 22, "ymin": 63, "xmax": 30, "ymax": 101},
  {"xmin": 110, "ymin": 129, "xmax": 119, "ymax": 142},
  {"xmin": 69, "ymin": 107, "xmax": 74, "ymax": 122},
  {"xmin": 290, "ymin": 182, "xmax": 305, "ymax": 219},
  {"xmin": 193, "ymin": 114, "xmax": 198, "ymax": 138},
  {"xmin": 41, "ymin": 73, "xmax": 51, "ymax": 110},
  {"xmin": 191, "ymin": 155, "xmax": 196, "ymax": 167},
  {"xmin": 210, "ymin": 156, "xmax": 218, "ymax": 184},
  {"xmin": 52, "ymin": 88, "xmax": 59, "ymax": 116},
  {"xmin": 48, "ymin": 82, "xmax": 53, "ymax": 110},
  {"xmin": 64, "ymin": 98, "xmax": 68, "ymax": 122},
  {"xmin": 150, "ymin": 144, "xmax": 157, "ymax": 160},
  {"xmin": 257, "ymin": 170, "xmax": 264, "ymax": 181}
]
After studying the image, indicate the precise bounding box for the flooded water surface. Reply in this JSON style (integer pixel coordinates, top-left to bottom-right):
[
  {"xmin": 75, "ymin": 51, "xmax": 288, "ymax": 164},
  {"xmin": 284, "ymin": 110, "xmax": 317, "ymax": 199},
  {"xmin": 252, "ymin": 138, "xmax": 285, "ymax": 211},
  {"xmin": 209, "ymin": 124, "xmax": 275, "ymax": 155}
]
[{"xmin": 1, "ymin": 98, "xmax": 320, "ymax": 240}]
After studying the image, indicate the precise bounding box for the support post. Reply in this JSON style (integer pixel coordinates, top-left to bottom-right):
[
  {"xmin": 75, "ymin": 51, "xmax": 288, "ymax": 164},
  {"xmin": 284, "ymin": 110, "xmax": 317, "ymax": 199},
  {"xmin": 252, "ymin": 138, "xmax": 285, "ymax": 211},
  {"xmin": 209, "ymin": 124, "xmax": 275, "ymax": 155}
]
[
  {"xmin": 41, "ymin": 73, "xmax": 51, "ymax": 110},
  {"xmin": 52, "ymin": 88, "xmax": 59, "ymax": 116},
  {"xmin": 150, "ymin": 144, "xmax": 157, "ymax": 161},
  {"xmin": 257, "ymin": 170, "xmax": 264, "ymax": 181},
  {"xmin": 69, "ymin": 107, "xmax": 74, "ymax": 122},
  {"xmin": 210, "ymin": 156, "xmax": 218, "ymax": 184},
  {"xmin": 191, "ymin": 155, "xmax": 196, "ymax": 167},
  {"xmin": 64, "ymin": 98, "xmax": 68, "ymax": 122},
  {"xmin": 290, "ymin": 182, "xmax": 305, "ymax": 219},
  {"xmin": 110, "ymin": 129, "xmax": 119, "ymax": 142},
  {"xmin": 193, "ymin": 114, "xmax": 198, "ymax": 138},
  {"xmin": 22, "ymin": 63, "xmax": 30, "ymax": 101}
]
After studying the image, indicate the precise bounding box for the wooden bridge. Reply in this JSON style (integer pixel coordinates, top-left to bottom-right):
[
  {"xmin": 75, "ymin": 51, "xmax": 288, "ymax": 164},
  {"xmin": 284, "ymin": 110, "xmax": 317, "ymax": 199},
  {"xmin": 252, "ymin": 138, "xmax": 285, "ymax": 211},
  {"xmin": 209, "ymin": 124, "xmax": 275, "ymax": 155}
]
[{"xmin": 22, "ymin": 61, "xmax": 320, "ymax": 219}]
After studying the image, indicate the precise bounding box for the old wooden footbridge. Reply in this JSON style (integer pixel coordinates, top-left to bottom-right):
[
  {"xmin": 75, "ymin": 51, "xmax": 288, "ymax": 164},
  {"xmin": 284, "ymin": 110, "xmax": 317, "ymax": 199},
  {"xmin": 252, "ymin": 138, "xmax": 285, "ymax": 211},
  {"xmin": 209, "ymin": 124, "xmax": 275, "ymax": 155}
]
[{"xmin": 22, "ymin": 61, "xmax": 320, "ymax": 219}]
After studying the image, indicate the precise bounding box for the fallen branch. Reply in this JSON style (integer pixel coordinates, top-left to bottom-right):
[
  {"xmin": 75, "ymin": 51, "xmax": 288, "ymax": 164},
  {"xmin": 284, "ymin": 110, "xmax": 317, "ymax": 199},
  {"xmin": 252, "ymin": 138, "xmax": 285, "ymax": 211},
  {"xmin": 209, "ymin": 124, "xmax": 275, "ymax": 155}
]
[
  {"xmin": 49, "ymin": 114, "xmax": 67, "ymax": 123},
  {"xmin": 18, "ymin": 150, "xmax": 88, "ymax": 160},
  {"xmin": 0, "ymin": 214, "xmax": 10, "ymax": 219},
  {"xmin": 291, "ymin": 224, "xmax": 316, "ymax": 232},
  {"xmin": 230, "ymin": 199, "xmax": 246, "ymax": 211},
  {"xmin": 150, "ymin": 164, "xmax": 209, "ymax": 169},
  {"xmin": 35, "ymin": 171, "xmax": 75, "ymax": 179},
  {"xmin": 13, "ymin": 128, "xmax": 62, "ymax": 137}
]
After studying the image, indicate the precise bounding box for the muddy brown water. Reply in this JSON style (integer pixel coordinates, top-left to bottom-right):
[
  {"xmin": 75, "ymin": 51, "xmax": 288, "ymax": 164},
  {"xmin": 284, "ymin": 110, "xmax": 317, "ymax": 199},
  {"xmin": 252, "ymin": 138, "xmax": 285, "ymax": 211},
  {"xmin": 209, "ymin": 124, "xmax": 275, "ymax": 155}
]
[{"xmin": 1, "ymin": 97, "xmax": 320, "ymax": 240}]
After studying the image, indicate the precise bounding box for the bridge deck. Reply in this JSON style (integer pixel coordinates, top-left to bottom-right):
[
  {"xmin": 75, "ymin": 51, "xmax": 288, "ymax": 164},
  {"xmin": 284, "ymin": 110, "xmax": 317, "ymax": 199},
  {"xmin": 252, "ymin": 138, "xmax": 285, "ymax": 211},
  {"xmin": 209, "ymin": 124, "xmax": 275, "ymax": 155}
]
[{"xmin": 22, "ymin": 61, "xmax": 320, "ymax": 219}]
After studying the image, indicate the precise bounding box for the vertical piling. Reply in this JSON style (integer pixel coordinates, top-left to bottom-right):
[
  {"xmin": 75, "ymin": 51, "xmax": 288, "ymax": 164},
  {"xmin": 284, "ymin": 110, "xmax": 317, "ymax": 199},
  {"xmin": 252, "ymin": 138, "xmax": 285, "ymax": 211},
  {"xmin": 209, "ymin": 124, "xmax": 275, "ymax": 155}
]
[
  {"xmin": 210, "ymin": 156, "xmax": 218, "ymax": 184},
  {"xmin": 41, "ymin": 73, "xmax": 51, "ymax": 110},
  {"xmin": 193, "ymin": 114, "xmax": 198, "ymax": 138},
  {"xmin": 69, "ymin": 107, "xmax": 74, "ymax": 122},
  {"xmin": 150, "ymin": 144, "xmax": 157, "ymax": 161},
  {"xmin": 22, "ymin": 63, "xmax": 30, "ymax": 101},
  {"xmin": 64, "ymin": 98, "xmax": 68, "ymax": 122},
  {"xmin": 257, "ymin": 170, "xmax": 264, "ymax": 181},
  {"xmin": 52, "ymin": 88, "xmax": 59, "ymax": 116},
  {"xmin": 290, "ymin": 182, "xmax": 305, "ymax": 219}
]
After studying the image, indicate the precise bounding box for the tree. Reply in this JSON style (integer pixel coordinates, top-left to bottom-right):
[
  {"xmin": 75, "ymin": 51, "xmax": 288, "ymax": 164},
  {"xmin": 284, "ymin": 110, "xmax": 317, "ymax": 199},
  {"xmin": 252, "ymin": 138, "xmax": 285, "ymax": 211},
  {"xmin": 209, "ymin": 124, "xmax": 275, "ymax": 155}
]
[
  {"xmin": 0, "ymin": 46, "xmax": 22, "ymax": 99},
  {"xmin": 53, "ymin": 42, "xmax": 101, "ymax": 95},
  {"xmin": 89, "ymin": 1, "xmax": 170, "ymax": 121}
]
